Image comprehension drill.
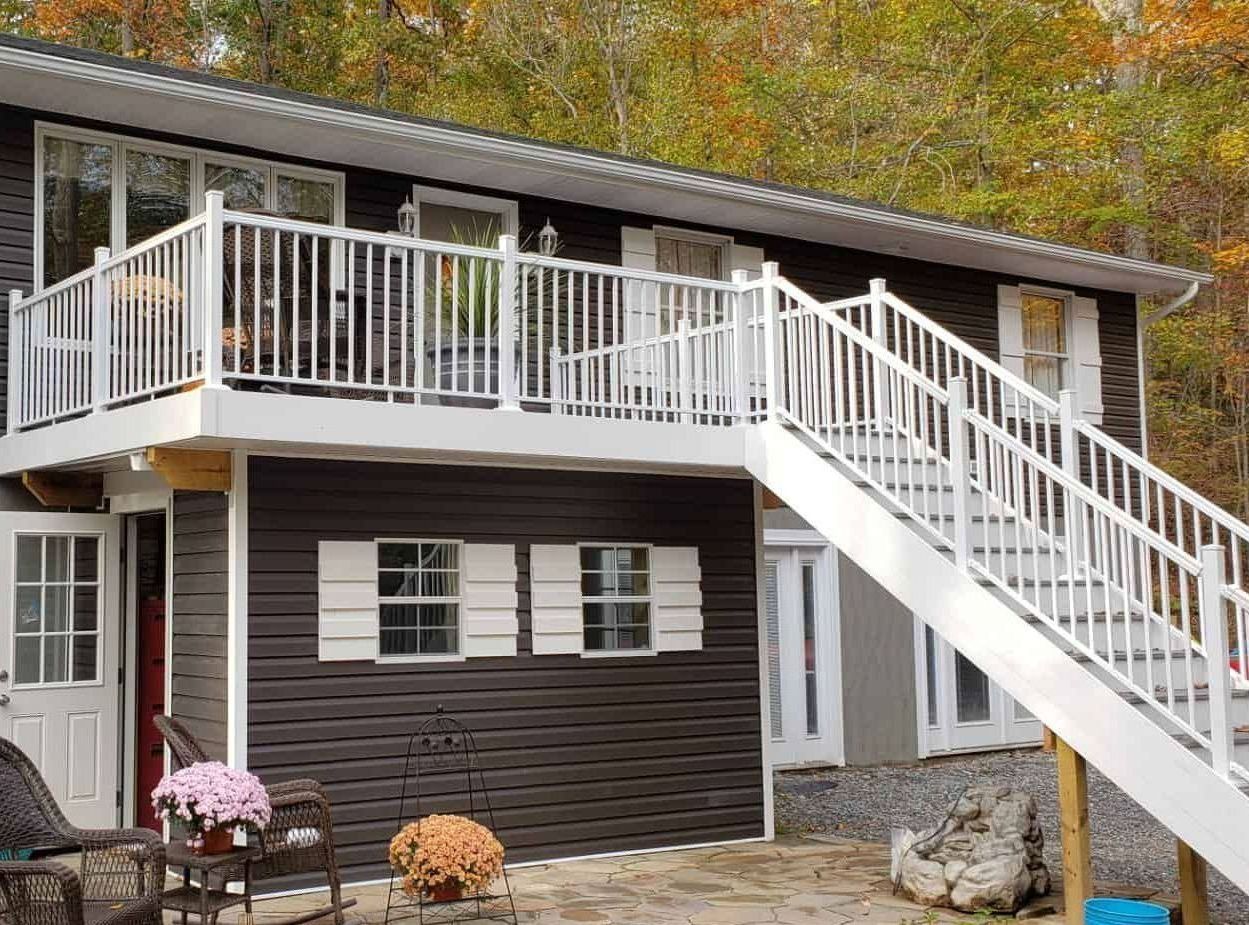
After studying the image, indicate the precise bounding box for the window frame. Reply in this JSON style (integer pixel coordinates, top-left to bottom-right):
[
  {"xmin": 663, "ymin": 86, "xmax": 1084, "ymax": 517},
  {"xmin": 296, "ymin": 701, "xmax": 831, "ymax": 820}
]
[
  {"xmin": 1018, "ymin": 284, "xmax": 1073, "ymax": 400},
  {"xmin": 652, "ymin": 225, "xmax": 732, "ymax": 282},
  {"xmin": 411, "ymin": 184, "xmax": 519, "ymax": 242},
  {"xmin": 373, "ymin": 537, "xmax": 465, "ymax": 664},
  {"xmin": 577, "ymin": 542, "xmax": 657, "ymax": 658},
  {"xmin": 34, "ymin": 121, "xmax": 345, "ymax": 291},
  {"xmin": 11, "ymin": 531, "xmax": 104, "ymax": 690}
]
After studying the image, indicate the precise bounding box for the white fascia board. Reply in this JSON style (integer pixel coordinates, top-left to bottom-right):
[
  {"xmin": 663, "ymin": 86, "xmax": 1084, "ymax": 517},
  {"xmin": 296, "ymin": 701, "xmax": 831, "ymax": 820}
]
[{"xmin": 0, "ymin": 43, "xmax": 1211, "ymax": 297}]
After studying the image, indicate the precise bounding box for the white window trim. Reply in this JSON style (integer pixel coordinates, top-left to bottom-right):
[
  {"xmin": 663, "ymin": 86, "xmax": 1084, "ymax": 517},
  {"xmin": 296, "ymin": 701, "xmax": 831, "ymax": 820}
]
[
  {"xmin": 578, "ymin": 541, "xmax": 658, "ymax": 658},
  {"xmin": 10, "ymin": 530, "xmax": 106, "ymax": 690},
  {"xmin": 412, "ymin": 184, "xmax": 519, "ymax": 241},
  {"xmin": 652, "ymin": 225, "xmax": 733, "ymax": 282},
  {"xmin": 374, "ymin": 537, "xmax": 466, "ymax": 664},
  {"xmin": 1019, "ymin": 284, "xmax": 1074, "ymax": 396},
  {"xmin": 34, "ymin": 121, "xmax": 345, "ymax": 291}
]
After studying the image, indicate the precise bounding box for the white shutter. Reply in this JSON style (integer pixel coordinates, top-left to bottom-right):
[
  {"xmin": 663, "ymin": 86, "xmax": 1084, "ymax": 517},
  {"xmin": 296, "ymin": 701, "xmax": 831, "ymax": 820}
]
[
  {"xmin": 997, "ymin": 284, "xmax": 1025, "ymax": 380},
  {"xmin": 462, "ymin": 544, "xmax": 519, "ymax": 657},
  {"xmin": 729, "ymin": 243, "xmax": 766, "ymax": 280},
  {"xmin": 530, "ymin": 544, "xmax": 583, "ymax": 655},
  {"xmin": 621, "ymin": 226, "xmax": 657, "ymax": 270},
  {"xmin": 1071, "ymin": 295, "xmax": 1104, "ymax": 424},
  {"xmin": 318, "ymin": 541, "xmax": 377, "ymax": 662},
  {"xmin": 652, "ymin": 546, "xmax": 703, "ymax": 652}
]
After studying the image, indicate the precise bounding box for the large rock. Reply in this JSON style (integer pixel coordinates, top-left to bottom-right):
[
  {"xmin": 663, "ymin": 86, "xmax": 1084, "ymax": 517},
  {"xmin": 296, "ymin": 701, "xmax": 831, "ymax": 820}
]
[{"xmin": 894, "ymin": 785, "xmax": 1051, "ymax": 914}]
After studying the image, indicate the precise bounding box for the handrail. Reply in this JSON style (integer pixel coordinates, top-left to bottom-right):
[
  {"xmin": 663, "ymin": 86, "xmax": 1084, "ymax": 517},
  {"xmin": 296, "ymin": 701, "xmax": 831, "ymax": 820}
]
[{"xmin": 519, "ymin": 252, "xmax": 740, "ymax": 291}]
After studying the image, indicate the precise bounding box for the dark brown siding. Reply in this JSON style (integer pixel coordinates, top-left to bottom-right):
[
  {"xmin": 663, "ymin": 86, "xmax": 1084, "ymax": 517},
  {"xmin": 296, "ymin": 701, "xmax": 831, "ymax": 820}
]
[
  {"xmin": 247, "ymin": 457, "xmax": 762, "ymax": 879},
  {"xmin": 171, "ymin": 490, "xmax": 229, "ymax": 759},
  {"xmin": 0, "ymin": 102, "xmax": 1143, "ymax": 448}
]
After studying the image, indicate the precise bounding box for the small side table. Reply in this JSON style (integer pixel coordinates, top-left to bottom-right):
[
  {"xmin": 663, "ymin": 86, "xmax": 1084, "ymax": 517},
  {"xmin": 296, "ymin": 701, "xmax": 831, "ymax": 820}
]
[{"xmin": 163, "ymin": 841, "xmax": 262, "ymax": 925}]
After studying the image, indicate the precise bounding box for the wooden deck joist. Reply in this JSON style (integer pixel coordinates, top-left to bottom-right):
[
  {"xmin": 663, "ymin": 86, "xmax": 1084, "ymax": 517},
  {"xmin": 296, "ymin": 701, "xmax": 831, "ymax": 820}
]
[
  {"xmin": 146, "ymin": 447, "xmax": 232, "ymax": 491},
  {"xmin": 21, "ymin": 470, "xmax": 103, "ymax": 507}
]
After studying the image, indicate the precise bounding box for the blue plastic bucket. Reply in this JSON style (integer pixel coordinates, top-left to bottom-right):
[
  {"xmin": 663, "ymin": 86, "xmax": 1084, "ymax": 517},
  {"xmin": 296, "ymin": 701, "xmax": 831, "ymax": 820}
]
[{"xmin": 1085, "ymin": 898, "xmax": 1171, "ymax": 925}]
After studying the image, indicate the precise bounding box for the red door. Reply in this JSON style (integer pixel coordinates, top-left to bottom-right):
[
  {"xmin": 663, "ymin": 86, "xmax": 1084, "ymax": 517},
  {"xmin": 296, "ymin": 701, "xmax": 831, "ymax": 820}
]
[{"xmin": 135, "ymin": 596, "xmax": 166, "ymax": 830}]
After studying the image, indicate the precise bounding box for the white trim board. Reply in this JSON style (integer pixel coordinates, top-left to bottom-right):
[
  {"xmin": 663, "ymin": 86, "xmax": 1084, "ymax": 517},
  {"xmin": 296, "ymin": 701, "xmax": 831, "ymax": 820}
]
[{"xmin": 0, "ymin": 38, "xmax": 1208, "ymax": 296}]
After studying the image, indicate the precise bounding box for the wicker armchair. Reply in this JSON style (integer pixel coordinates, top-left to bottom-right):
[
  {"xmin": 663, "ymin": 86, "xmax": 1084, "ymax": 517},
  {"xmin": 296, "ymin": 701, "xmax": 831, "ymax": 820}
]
[
  {"xmin": 152, "ymin": 716, "xmax": 348, "ymax": 925},
  {"xmin": 0, "ymin": 739, "xmax": 164, "ymax": 925}
]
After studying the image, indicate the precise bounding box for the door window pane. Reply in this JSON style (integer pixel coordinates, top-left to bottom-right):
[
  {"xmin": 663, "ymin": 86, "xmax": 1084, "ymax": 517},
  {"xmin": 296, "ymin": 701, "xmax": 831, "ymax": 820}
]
[
  {"xmin": 801, "ymin": 563, "xmax": 819, "ymax": 735},
  {"xmin": 924, "ymin": 625, "xmax": 939, "ymax": 728},
  {"xmin": 42, "ymin": 136, "xmax": 113, "ymax": 287},
  {"xmin": 12, "ymin": 535, "xmax": 101, "ymax": 685},
  {"xmin": 14, "ymin": 636, "xmax": 40, "ymax": 685},
  {"xmin": 954, "ymin": 651, "xmax": 991, "ymax": 723},
  {"xmin": 126, "ymin": 150, "xmax": 190, "ymax": 247},
  {"xmin": 277, "ymin": 176, "xmax": 335, "ymax": 224},
  {"xmin": 206, "ymin": 162, "xmax": 266, "ymax": 211},
  {"xmin": 765, "ymin": 561, "xmax": 782, "ymax": 739}
]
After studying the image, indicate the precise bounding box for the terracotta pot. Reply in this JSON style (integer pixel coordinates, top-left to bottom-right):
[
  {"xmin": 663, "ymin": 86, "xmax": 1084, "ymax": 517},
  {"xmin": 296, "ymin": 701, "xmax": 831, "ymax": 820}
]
[
  {"xmin": 194, "ymin": 826, "xmax": 235, "ymax": 855},
  {"xmin": 427, "ymin": 883, "xmax": 464, "ymax": 903}
]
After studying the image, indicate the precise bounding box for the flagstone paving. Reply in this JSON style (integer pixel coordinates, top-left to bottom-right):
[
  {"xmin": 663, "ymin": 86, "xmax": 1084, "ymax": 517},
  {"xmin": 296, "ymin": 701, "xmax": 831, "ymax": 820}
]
[{"xmin": 235, "ymin": 834, "xmax": 1184, "ymax": 925}]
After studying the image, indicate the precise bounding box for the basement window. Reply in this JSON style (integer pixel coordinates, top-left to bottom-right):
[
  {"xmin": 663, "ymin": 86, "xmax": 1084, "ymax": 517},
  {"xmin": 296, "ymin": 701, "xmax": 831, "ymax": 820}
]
[
  {"xmin": 580, "ymin": 545, "xmax": 652, "ymax": 653},
  {"xmin": 377, "ymin": 541, "xmax": 461, "ymax": 658}
]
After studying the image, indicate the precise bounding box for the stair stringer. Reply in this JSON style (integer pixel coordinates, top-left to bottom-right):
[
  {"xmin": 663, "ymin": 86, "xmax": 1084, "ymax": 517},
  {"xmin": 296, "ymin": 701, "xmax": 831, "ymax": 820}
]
[{"xmin": 745, "ymin": 421, "xmax": 1249, "ymax": 890}]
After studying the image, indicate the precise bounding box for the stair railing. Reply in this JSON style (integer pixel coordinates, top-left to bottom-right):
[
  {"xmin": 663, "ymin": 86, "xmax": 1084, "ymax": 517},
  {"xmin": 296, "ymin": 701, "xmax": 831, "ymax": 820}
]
[{"xmin": 765, "ymin": 272, "xmax": 1246, "ymax": 786}]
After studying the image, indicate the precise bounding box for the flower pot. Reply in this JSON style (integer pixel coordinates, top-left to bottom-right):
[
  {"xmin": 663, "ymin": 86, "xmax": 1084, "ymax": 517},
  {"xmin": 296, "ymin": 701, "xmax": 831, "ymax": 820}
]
[
  {"xmin": 194, "ymin": 826, "xmax": 235, "ymax": 855},
  {"xmin": 426, "ymin": 340, "xmax": 520, "ymax": 409},
  {"xmin": 427, "ymin": 883, "xmax": 464, "ymax": 903}
]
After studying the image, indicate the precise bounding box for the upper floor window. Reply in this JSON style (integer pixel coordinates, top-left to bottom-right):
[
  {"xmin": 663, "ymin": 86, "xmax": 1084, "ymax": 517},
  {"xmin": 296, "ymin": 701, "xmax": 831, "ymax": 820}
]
[
  {"xmin": 580, "ymin": 545, "xmax": 652, "ymax": 653},
  {"xmin": 1020, "ymin": 290, "xmax": 1069, "ymax": 401},
  {"xmin": 377, "ymin": 541, "xmax": 461, "ymax": 658},
  {"xmin": 654, "ymin": 228, "xmax": 727, "ymax": 281},
  {"xmin": 36, "ymin": 124, "xmax": 344, "ymax": 289}
]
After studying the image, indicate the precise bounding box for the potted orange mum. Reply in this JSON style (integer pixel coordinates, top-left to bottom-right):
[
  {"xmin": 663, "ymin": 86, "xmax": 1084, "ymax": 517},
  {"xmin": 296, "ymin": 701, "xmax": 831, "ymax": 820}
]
[{"xmin": 389, "ymin": 815, "xmax": 505, "ymax": 902}]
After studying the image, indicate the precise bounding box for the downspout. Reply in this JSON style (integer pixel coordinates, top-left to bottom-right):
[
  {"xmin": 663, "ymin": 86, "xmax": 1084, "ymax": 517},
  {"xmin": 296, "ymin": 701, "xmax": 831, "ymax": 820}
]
[{"xmin": 1136, "ymin": 280, "xmax": 1202, "ymax": 460}]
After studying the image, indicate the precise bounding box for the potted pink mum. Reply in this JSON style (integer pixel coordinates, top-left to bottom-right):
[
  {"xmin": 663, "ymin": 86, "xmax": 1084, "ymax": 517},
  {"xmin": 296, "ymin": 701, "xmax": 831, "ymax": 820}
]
[{"xmin": 152, "ymin": 761, "xmax": 271, "ymax": 855}]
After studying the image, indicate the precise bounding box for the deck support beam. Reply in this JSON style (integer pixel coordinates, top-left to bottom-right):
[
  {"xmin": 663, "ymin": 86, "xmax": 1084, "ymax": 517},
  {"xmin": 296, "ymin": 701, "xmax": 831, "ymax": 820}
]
[
  {"xmin": 146, "ymin": 447, "xmax": 232, "ymax": 492},
  {"xmin": 1176, "ymin": 840, "xmax": 1209, "ymax": 925},
  {"xmin": 1056, "ymin": 735, "xmax": 1093, "ymax": 925},
  {"xmin": 21, "ymin": 471, "xmax": 103, "ymax": 508}
]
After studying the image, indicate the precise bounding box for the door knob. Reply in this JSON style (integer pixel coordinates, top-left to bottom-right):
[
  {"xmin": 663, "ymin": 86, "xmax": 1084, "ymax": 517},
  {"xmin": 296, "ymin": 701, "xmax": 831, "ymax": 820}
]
[{"xmin": 0, "ymin": 694, "xmax": 10, "ymax": 706}]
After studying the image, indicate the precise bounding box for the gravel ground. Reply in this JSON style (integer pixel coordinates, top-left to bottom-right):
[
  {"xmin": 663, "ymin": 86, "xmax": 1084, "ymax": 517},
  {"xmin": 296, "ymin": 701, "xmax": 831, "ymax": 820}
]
[{"xmin": 775, "ymin": 749, "xmax": 1248, "ymax": 925}]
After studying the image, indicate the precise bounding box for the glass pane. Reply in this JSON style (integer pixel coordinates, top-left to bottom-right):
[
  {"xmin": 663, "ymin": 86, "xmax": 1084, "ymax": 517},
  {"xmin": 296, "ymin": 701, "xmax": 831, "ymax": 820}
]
[
  {"xmin": 72, "ymin": 633, "xmax": 98, "ymax": 682},
  {"xmin": 277, "ymin": 176, "xmax": 334, "ymax": 225},
  {"xmin": 15, "ymin": 586, "xmax": 41, "ymax": 633},
  {"xmin": 925, "ymin": 625, "xmax": 939, "ymax": 728},
  {"xmin": 74, "ymin": 586, "xmax": 99, "ymax": 632},
  {"xmin": 43, "ymin": 635, "xmax": 68, "ymax": 684},
  {"xmin": 74, "ymin": 537, "xmax": 99, "ymax": 583},
  {"xmin": 954, "ymin": 651, "xmax": 991, "ymax": 723},
  {"xmin": 126, "ymin": 149, "xmax": 190, "ymax": 246},
  {"xmin": 379, "ymin": 628, "xmax": 418, "ymax": 657},
  {"xmin": 802, "ymin": 563, "xmax": 818, "ymax": 735},
  {"xmin": 14, "ymin": 636, "xmax": 40, "ymax": 684},
  {"xmin": 419, "ymin": 202, "xmax": 502, "ymax": 246},
  {"xmin": 656, "ymin": 236, "xmax": 724, "ymax": 280},
  {"xmin": 16, "ymin": 535, "xmax": 41, "ymax": 583},
  {"xmin": 1021, "ymin": 293, "xmax": 1066, "ymax": 353},
  {"xmin": 44, "ymin": 585, "xmax": 70, "ymax": 632},
  {"xmin": 45, "ymin": 536, "xmax": 70, "ymax": 583},
  {"xmin": 1024, "ymin": 356, "xmax": 1062, "ymax": 400},
  {"xmin": 419, "ymin": 628, "xmax": 457, "ymax": 655},
  {"xmin": 765, "ymin": 562, "xmax": 782, "ymax": 739},
  {"xmin": 378, "ymin": 543, "xmax": 422, "ymax": 570},
  {"xmin": 1014, "ymin": 700, "xmax": 1035, "ymax": 721},
  {"xmin": 43, "ymin": 136, "xmax": 112, "ymax": 287},
  {"xmin": 206, "ymin": 163, "xmax": 266, "ymax": 211}
]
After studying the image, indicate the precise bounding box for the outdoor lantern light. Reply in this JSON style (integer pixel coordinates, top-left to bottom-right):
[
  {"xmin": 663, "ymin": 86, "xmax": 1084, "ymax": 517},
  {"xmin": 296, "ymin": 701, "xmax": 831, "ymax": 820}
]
[
  {"xmin": 397, "ymin": 196, "xmax": 417, "ymax": 236},
  {"xmin": 538, "ymin": 217, "xmax": 559, "ymax": 256}
]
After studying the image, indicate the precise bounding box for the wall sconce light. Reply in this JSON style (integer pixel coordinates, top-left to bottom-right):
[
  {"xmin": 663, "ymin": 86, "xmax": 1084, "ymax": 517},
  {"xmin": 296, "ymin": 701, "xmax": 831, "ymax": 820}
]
[
  {"xmin": 397, "ymin": 196, "xmax": 417, "ymax": 236},
  {"xmin": 538, "ymin": 217, "xmax": 559, "ymax": 256}
]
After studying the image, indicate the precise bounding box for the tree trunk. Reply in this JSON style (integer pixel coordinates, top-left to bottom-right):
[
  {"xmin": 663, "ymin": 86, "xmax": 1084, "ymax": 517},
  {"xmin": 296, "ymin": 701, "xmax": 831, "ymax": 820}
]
[{"xmin": 375, "ymin": 0, "xmax": 392, "ymax": 107}]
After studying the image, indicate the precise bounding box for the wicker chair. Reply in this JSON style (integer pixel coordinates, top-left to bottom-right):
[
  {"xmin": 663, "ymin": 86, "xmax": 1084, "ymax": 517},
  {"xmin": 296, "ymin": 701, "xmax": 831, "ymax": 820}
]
[
  {"xmin": 0, "ymin": 738, "xmax": 164, "ymax": 925},
  {"xmin": 152, "ymin": 716, "xmax": 349, "ymax": 925}
]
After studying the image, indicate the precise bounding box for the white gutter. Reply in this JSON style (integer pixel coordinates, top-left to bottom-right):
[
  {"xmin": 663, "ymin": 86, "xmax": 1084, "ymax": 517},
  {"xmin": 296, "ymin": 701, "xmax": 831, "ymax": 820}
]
[
  {"xmin": 1142, "ymin": 280, "xmax": 1201, "ymax": 326},
  {"xmin": 0, "ymin": 41, "xmax": 1214, "ymax": 295}
]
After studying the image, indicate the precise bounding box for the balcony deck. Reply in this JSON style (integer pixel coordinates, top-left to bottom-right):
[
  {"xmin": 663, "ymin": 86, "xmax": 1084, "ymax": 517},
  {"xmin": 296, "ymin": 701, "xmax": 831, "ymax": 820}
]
[{"xmin": 3, "ymin": 192, "xmax": 765, "ymax": 476}]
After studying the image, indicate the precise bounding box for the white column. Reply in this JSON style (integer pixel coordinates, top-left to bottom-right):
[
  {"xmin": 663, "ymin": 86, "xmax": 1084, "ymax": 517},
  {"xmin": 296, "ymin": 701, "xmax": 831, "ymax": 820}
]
[
  {"xmin": 202, "ymin": 191, "xmax": 225, "ymax": 389},
  {"xmin": 1059, "ymin": 389, "xmax": 1080, "ymax": 576},
  {"xmin": 947, "ymin": 377, "xmax": 972, "ymax": 569},
  {"xmin": 1200, "ymin": 544, "xmax": 1234, "ymax": 779},
  {"xmin": 497, "ymin": 234, "xmax": 520, "ymax": 410},
  {"xmin": 730, "ymin": 269, "xmax": 750, "ymax": 424},
  {"xmin": 677, "ymin": 319, "xmax": 693, "ymax": 424},
  {"xmin": 761, "ymin": 262, "xmax": 780, "ymax": 422},
  {"xmin": 92, "ymin": 246, "xmax": 111, "ymax": 413},
  {"xmin": 869, "ymin": 277, "xmax": 887, "ymax": 431},
  {"xmin": 8, "ymin": 287, "xmax": 22, "ymax": 432}
]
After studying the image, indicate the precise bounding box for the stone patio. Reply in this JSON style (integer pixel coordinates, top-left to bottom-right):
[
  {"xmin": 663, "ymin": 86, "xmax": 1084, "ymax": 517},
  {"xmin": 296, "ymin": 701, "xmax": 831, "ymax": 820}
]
[{"xmin": 237, "ymin": 835, "xmax": 1181, "ymax": 925}]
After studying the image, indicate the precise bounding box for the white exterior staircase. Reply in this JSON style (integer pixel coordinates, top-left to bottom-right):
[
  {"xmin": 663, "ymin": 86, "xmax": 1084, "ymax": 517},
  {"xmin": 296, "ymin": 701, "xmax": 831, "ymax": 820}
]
[{"xmin": 739, "ymin": 270, "xmax": 1249, "ymax": 891}]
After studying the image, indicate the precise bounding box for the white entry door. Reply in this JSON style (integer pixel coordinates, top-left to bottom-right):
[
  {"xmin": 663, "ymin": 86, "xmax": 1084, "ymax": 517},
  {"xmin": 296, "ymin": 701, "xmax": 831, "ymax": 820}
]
[
  {"xmin": 0, "ymin": 513, "xmax": 121, "ymax": 828},
  {"xmin": 919, "ymin": 622, "xmax": 1041, "ymax": 754},
  {"xmin": 764, "ymin": 546, "xmax": 841, "ymax": 767}
]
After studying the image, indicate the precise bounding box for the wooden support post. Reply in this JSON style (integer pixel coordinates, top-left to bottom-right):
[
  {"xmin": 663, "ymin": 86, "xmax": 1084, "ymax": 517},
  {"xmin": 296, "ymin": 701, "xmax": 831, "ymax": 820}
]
[
  {"xmin": 1042, "ymin": 726, "xmax": 1057, "ymax": 752},
  {"xmin": 21, "ymin": 471, "xmax": 104, "ymax": 508},
  {"xmin": 1056, "ymin": 736, "xmax": 1093, "ymax": 925},
  {"xmin": 146, "ymin": 447, "xmax": 232, "ymax": 492},
  {"xmin": 1176, "ymin": 840, "xmax": 1209, "ymax": 925}
]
